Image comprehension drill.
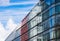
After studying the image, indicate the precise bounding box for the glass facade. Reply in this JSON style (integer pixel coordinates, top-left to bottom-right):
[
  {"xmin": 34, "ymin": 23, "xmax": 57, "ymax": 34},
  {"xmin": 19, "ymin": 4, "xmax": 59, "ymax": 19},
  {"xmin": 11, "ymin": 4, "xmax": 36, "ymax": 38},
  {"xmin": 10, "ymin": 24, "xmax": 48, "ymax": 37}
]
[
  {"xmin": 13, "ymin": 37, "xmax": 20, "ymax": 41},
  {"xmin": 11, "ymin": 0, "xmax": 60, "ymax": 41},
  {"xmin": 27, "ymin": 0, "xmax": 60, "ymax": 41},
  {"xmin": 12, "ymin": 29, "xmax": 20, "ymax": 41}
]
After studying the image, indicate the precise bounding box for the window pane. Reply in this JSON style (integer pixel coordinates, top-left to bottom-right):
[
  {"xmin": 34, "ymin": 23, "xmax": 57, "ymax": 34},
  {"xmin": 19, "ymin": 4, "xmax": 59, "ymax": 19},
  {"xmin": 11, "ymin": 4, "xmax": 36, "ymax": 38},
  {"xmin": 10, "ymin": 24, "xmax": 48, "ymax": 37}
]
[
  {"xmin": 29, "ymin": 36, "xmax": 37, "ymax": 41},
  {"xmin": 55, "ymin": 5, "xmax": 60, "ymax": 14},
  {"xmin": 42, "ymin": 11, "xmax": 49, "ymax": 21},
  {"xmin": 56, "ymin": 14, "xmax": 60, "ymax": 25},
  {"xmin": 37, "ymin": 35, "xmax": 43, "ymax": 41},
  {"xmin": 43, "ymin": 33, "xmax": 50, "ymax": 41},
  {"xmin": 45, "ymin": 0, "xmax": 51, "ymax": 5},
  {"xmin": 42, "ymin": 20, "xmax": 50, "ymax": 30},
  {"xmin": 44, "ymin": 0, "xmax": 55, "ymax": 5},
  {"xmin": 30, "ymin": 27, "xmax": 37, "ymax": 37},
  {"xmin": 50, "ymin": 30, "xmax": 56, "ymax": 39},
  {"xmin": 37, "ymin": 25, "xmax": 43, "ymax": 33},
  {"xmin": 14, "ymin": 37, "xmax": 20, "ymax": 41},
  {"xmin": 50, "ymin": 0, "xmax": 55, "ymax": 4},
  {"xmin": 37, "ymin": 14, "xmax": 42, "ymax": 23},
  {"xmin": 56, "ymin": 29, "xmax": 60, "ymax": 38},
  {"xmin": 41, "ymin": 2, "xmax": 49, "ymax": 11},
  {"xmin": 30, "ymin": 17, "xmax": 37, "ymax": 28},
  {"xmin": 49, "ymin": 16, "xmax": 55, "ymax": 27},
  {"xmin": 49, "ymin": 7, "xmax": 55, "ymax": 16}
]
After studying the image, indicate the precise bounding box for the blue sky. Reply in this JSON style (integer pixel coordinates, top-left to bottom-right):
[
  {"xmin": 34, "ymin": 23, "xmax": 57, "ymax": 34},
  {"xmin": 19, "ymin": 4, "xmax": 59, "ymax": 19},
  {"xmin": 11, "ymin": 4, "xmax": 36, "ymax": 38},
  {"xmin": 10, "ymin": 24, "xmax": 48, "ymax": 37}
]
[{"xmin": 0, "ymin": 0, "xmax": 38, "ymax": 27}]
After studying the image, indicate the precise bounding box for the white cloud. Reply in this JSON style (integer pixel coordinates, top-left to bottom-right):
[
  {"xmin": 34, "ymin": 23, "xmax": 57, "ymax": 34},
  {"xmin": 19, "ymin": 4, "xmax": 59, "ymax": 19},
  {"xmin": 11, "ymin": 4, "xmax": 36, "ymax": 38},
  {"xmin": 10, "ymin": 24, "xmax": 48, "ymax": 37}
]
[
  {"xmin": 0, "ymin": 8, "xmax": 30, "ymax": 25},
  {"xmin": 4, "ymin": 18, "xmax": 19, "ymax": 40},
  {"xmin": 0, "ymin": 18, "xmax": 18, "ymax": 41},
  {"xmin": 0, "ymin": 0, "xmax": 38, "ymax": 6},
  {"xmin": 5, "ymin": 18, "xmax": 17, "ymax": 30},
  {"xmin": 0, "ymin": 9, "xmax": 28, "ymax": 21},
  {"xmin": 0, "ymin": 22, "xmax": 9, "ymax": 41},
  {"xmin": 5, "ymin": 9, "xmax": 29, "ymax": 15},
  {"xmin": 0, "ymin": 0, "xmax": 9, "ymax": 6},
  {"xmin": 0, "ymin": 10, "xmax": 28, "ymax": 23}
]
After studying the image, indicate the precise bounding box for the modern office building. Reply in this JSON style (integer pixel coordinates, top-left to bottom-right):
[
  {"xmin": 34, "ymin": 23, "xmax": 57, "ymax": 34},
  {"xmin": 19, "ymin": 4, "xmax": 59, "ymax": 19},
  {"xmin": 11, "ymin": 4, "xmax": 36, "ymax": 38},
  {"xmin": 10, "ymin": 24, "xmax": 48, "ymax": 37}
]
[{"xmin": 20, "ymin": 0, "xmax": 60, "ymax": 41}]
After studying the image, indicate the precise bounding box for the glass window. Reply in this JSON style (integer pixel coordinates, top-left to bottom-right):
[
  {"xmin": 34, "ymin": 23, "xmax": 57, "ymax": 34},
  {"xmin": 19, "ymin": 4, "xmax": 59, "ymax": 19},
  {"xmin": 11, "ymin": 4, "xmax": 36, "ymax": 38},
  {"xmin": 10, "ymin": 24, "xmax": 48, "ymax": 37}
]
[
  {"xmin": 50, "ymin": 30, "xmax": 56, "ymax": 39},
  {"xmin": 30, "ymin": 16, "xmax": 39, "ymax": 28},
  {"xmin": 49, "ymin": 16, "xmax": 55, "ymax": 27},
  {"xmin": 37, "ymin": 33, "xmax": 44, "ymax": 41},
  {"xmin": 37, "ymin": 36, "xmax": 43, "ymax": 41},
  {"xmin": 56, "ymin": 14, "xmax": 60, "ymax": 25},
  {"xmin": 44, "ymin": 0, "xmax": 55, "ymax": 5},
  {"xmin": 56, "ymin": 29, "xmax": 60, "ymax": 38},
  {"xmin": 13, "ymin": 37, "xmax": 20, "ymax": 41},
  {"xmin": 29, "ymin": 36, "xmax": 37, "ymax": 41},
  {"xmin": 27, "ymin": 22, "xmax": 31, "ymax": 29},
  {"xmin": 43, "ymin": 33, "xmax": 50, "ymax": 41},
  {"xmin": 37, "ymin": 14, "xmax": 42, "ymax": 23},
  {"xmin": 50, "ymin": 27, "xmax": 60, "ymax": 41},
  {"xmin": 30, "ymin": 27, "xmax": 37, "ymax": 37},
  {"xmin": 41, "ymin": 2, "xmax": 49, "ymax": 11},
  {"xmin": 50, "ymin": 0, "xmax": 55, "ymax": 4},
  {"xmin": 28, "ymin": 12, "xmax": 37, "ymax": 21},
  {"xmin": 37, "ymin": 39, "xmax": 41, "ymax": 41},
  {"xmin": 49, "ymin": 7, "xmax": 55, "ymax": 16},
  {"xmin": 37, "ymin": 25, "xmax": 43, "ymax": 33},
  {"xmin": 45, "ymin": 0, "xmax": 50, "ymax": 5},
  {"xmin": 42, "ymin": 11, "xmax": 49, "ymax": 21},
  {"xmin": 55, "ymin": 5, "xmax": 60, "ymax": 14},
  {"xmin": 15, "ymin": 29, "xmax": 20, "ymax": 38},
  {"xmin": 42, "ymin": 19, "xmax": 50, "ymax": 30}
]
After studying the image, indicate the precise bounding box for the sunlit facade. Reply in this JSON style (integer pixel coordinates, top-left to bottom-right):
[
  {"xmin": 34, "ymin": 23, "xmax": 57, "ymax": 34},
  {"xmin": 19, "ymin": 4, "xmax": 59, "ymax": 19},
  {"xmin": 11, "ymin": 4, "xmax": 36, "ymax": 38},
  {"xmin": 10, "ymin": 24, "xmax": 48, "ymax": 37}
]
[{"xmin": 20, "ymin": 0, "xmax": 60, "ymax": 41}]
